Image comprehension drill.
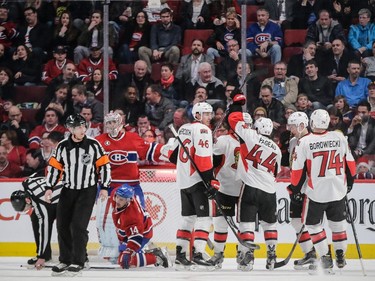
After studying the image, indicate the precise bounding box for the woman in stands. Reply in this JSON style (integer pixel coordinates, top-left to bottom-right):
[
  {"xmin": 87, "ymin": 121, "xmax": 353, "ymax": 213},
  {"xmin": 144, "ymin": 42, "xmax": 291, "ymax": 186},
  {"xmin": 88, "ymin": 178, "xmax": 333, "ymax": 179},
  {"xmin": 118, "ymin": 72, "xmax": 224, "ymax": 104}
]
[
  {"xmin": 10, "ymin": 44, "xmax": 42, "ymax": 86},
  {"xmin": 334, "ymin": 94, "xmax": 354, "ymax": 124},
  {"xmin": 52, "ymin": 11, "xmax": 80, "ymax": 60},
  {"xmin": 85, "ymin": 68, "xmax": 104, "ymax": 103},
  {"xmin": 0, "ymin": 67, "xmax": 14, "ymax": 100},
  {"xmin": 0, "ymin": 130, "xmax": 27, "ymax": 171},
  {"xmin": 116, "ymin": 10, "xmax": 151, "ymax": 64}
]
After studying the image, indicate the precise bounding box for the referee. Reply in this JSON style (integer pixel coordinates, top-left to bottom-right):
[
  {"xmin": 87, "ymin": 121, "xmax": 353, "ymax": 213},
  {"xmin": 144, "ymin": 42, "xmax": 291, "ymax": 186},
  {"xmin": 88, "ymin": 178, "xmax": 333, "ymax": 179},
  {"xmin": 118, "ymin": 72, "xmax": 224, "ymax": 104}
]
[{"xmin": 44, "ymin": 114, "xmax": 111, "ymax": 276}]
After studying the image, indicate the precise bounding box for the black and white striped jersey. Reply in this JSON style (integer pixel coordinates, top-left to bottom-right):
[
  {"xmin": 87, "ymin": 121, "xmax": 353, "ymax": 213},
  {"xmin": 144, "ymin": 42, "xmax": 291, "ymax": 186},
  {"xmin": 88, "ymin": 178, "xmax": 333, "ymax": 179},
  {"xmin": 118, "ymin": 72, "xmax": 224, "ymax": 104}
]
[
  {"xmin": 46, "ymin": 135, "xmax": 111, "ymax": 190},
  {"xmin": 22, "ymin": 175, "xmax": 62, "ymax": 204}
]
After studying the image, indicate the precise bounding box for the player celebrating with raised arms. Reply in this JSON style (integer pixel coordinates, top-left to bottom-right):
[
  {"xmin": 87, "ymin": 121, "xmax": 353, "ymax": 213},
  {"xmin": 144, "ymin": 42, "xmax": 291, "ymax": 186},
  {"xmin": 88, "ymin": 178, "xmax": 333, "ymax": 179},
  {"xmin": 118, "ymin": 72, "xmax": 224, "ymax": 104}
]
[
  {"xmin": 290, "ymin": 109, "xmax": 356, "ymax": 273},
  {"xmin": 113, "ymin": 184, "xmax": 170, "ymax": 270}
]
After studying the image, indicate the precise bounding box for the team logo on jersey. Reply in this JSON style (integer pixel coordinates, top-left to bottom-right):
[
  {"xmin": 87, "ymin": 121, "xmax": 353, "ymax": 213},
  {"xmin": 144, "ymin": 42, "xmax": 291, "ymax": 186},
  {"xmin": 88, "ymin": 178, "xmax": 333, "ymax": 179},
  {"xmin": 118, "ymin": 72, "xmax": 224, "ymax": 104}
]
[
  {"xmin": 144, "ymin": 192, "xmax": 167, "ymax": 227},
  {"xmin": 108, "ymin": 150, "xmax": 137, "ymax": 165},
  {"xmin": 104, "ymin": 140, "xmax": 111, "ymax": 146},
  {"xmin": 81, "ymin": 153, "xmax": 92, "ymax": 165},
  {"xmin": 255, "ymin": 33, "xmax": 271, "ymax": 44}
]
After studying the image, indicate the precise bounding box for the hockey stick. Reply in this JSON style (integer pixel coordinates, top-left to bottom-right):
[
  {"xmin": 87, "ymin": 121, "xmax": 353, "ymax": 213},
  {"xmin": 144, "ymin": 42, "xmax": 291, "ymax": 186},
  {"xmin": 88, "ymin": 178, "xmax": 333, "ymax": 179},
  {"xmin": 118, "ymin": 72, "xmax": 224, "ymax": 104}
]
[
  {"xmin": 169, "ymin": 124, "xmax": 260, "ymax": 250},
  {"xmin": 273, "ymin": 224, "xmax": 305, "ymax": 269},
  {"xmin": 345, "ymin": 196, "xmax": 366, "ymax": 276}
]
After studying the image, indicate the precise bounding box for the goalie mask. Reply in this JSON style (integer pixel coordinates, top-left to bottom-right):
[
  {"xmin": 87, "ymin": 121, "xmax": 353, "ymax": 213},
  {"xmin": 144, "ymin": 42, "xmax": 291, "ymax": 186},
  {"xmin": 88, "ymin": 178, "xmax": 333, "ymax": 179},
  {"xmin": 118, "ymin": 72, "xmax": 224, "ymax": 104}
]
[
  {"xmin": 192, "ymin": 102, "xmax": 213, "ymax": 122},
  {"xmin": 104, "ymin": 111, "xmax": 123, "ymax": 137}
]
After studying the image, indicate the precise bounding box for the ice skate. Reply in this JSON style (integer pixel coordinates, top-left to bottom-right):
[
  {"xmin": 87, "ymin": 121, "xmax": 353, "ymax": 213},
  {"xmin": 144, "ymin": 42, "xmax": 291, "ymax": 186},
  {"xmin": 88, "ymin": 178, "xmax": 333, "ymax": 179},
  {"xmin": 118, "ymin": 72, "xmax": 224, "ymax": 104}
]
[
  {"xmin": 237, "ymin": 250, "xmax": 254, "ymax": 271},
  {"xmin": 294, "ymin": 248, "xmax": 316, "ymax": 270},
  {"xmin": 266, "ymin": 245, "xmax": 277, "ymax": 270},
  {"xmin": 174, "ymin": 246, "xmax": 197, "ymax": 271},
  {"xmin": 51, "ymin": 262, "xmax": 70, "ymax": 276},
  {"xmin": 65, "ymin": 264, "xmax": 84, "ymax": 277},
  {"xmin": 192, "ymin": 251, "xmax": 215, "ymax": 270},
  {"xmin": 309, "ymin": 254, "xmax": 334, "ymax": 275},
  {"xmin": 335, "ymin": 249, "xmax": 346, "ymax": 269},
  {"xmin": 152, "ymin": 247, "xmax": 171, "ymax": 268},
  {"xmin": 207, "ymin": 252, "xmax": 224, "ymax": 269}
]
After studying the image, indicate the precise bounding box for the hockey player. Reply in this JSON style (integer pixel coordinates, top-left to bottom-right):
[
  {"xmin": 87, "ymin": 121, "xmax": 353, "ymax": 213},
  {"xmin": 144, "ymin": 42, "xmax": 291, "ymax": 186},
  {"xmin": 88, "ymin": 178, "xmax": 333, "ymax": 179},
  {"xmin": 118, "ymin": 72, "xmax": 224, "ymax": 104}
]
[
  {"xmin": 10, "ymin": 176, "xmax": 62, "ymax": 270},
  {"xmin": 228, "ymin": 100, "xmax": 281, "ymax": 270},
  {"xmin": 290, "ymin": 109, "xmax": 356, "ymax": 273},
  {"xmin": 169, "ymin": 102, "xmax": 220, "ymax": 270},
  {"xmin": 208, "ymin": 120, "xmax": 246, "ymax": 268},
  {"xmin": 286, "ymin": 112, "xmax": 316, "ymax": 269},
  {"xmin": 113, "ymin": 184, "xmax": 170, "ymax": 269}
]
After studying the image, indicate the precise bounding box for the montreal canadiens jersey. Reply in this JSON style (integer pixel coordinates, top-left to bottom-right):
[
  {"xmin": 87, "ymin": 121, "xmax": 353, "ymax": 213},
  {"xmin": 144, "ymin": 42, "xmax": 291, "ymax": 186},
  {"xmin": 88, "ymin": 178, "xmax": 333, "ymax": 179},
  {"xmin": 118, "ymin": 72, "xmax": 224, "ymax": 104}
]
[
  {"xmin": 291, "ymin": 131, "xmax": 356, "ymax": 203},
  {"xmin": 96, "ymin": 131, "xmax": 162, "ymax": 183},
  {"xmin": 176, "ymin": 122, "xmax": 213, "ymax": 189},
  {"xmin": 213, "ymin": 134, "xmax": 242, "ymax": 197},
  {"xmin": 228, "ymin": 112, "xmax": 281, "ymax": 194}
]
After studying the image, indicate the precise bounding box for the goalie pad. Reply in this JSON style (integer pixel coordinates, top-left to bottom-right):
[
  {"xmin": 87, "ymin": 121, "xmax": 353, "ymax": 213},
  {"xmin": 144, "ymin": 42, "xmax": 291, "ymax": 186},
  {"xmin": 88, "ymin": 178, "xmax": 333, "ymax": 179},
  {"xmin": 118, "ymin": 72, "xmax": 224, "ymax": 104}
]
[{"xmin": 96, "ymin": 197, "xmax": 119, "ymax": 259}]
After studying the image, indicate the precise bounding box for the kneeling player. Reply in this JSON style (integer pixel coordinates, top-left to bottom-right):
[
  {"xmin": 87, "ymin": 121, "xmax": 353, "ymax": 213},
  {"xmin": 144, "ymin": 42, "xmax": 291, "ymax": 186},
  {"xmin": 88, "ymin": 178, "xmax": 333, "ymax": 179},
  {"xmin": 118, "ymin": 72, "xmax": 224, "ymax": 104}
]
[{"xmin": 113, "ymin": 184, "xmax": 170, "ymax": 269}]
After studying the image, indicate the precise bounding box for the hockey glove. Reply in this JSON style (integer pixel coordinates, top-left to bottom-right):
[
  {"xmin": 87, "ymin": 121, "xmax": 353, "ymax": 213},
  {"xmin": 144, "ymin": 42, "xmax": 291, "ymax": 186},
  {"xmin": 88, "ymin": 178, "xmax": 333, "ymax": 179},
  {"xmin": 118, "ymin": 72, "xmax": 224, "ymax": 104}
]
[
  {"xmin": 347, "ymin": 185, "xmax": 353, "ymax": 194},
  {"xmin": 118, "ymin": 248, "xmax": 134, "ymax": 269},
  {"xmin": 230, "ymin": 88, "xmax": 246, "ymax": 105},
  {"xmin": 206, "ymin": 179, "xmax": 220, "ymax": 199},
  {"xmin": 118, "ymin": 242, "xmax": 127, "ymax": 253},
  {"xmin": 287, "ymin": 184, "xmax": 303, "ymax": 205}
]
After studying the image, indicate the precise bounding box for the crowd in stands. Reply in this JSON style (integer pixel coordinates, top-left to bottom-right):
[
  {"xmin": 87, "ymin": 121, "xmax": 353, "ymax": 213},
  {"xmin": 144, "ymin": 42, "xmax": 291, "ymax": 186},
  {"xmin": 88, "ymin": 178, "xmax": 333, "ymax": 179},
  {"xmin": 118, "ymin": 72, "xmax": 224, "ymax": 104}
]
[{"xmin": 0, "ymin": 0, "xmax": 374, "ymax": 178}]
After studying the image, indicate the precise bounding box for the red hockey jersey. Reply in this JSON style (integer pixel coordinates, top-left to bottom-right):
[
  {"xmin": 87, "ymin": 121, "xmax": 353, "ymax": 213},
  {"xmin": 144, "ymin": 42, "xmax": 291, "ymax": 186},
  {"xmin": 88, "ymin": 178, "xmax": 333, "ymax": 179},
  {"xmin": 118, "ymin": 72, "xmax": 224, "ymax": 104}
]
[
  {"xmin": 77, "ymin": 57, "xmax": 118, "ymax": 82},
  {"xmin": 42, "ymin": 58, "xmax": 74, "ymax": 84},
  {"xmin": 29, "ymin": 124, "xmax": 67, "ymax": 149}
]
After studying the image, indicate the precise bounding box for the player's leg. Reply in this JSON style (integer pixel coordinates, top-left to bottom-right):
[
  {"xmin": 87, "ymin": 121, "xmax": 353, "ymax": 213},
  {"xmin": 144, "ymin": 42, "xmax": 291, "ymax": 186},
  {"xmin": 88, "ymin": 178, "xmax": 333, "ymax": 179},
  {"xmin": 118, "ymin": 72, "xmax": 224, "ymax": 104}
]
[{"xmin": 326, "ymin": 198, "xmax": 348, "ymax": 269}]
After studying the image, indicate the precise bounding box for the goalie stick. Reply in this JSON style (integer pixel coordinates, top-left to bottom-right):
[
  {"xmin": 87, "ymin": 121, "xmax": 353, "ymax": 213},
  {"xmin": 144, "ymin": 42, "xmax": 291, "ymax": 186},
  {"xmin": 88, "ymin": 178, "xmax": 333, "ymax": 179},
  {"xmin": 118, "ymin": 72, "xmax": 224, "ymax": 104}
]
[
  {"xmin": 273, "ymin": 224, "xmax": 305, "ymax": 269},
  {"xmin": 169, "ymin": 124, "xmax": 260, "ymax": 251}
]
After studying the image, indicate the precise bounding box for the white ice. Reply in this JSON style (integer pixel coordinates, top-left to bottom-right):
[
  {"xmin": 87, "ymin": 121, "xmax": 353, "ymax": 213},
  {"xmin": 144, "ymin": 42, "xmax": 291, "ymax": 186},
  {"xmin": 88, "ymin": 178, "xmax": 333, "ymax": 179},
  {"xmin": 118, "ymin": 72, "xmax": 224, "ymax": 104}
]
[{"xmin": 0, "ymin": 257, "xmax": 373, "ymax": 281}]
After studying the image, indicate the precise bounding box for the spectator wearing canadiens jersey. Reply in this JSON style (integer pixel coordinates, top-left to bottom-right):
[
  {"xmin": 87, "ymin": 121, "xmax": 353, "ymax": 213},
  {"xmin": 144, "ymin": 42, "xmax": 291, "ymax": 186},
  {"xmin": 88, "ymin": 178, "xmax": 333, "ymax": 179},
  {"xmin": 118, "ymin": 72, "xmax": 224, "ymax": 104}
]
[
  {"xmin": 246, "ymin": 8, "xmax": 283, "ymax": 65},
  {"xmin": 42, "ymin": 46, "xmax": 74, "ymax": 85}
]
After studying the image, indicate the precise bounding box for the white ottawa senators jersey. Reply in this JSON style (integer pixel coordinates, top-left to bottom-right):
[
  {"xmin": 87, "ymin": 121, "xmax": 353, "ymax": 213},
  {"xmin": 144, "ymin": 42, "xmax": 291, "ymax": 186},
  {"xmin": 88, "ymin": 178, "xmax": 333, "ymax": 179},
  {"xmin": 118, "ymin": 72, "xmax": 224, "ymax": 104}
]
[
  {"xmin": 291, "ymin": 131, "xmax": 356, "ymax": 203},
  {"xmin": 176, "ymin": 122, "xmax": 213, "ymax": 189},
  {"xmin": 213, "ymin": 134, "xmax": 242, "ymax": 197},
  {"xmin": 228, "ymin": 113, "xmax": 281, "ymax": 194}
]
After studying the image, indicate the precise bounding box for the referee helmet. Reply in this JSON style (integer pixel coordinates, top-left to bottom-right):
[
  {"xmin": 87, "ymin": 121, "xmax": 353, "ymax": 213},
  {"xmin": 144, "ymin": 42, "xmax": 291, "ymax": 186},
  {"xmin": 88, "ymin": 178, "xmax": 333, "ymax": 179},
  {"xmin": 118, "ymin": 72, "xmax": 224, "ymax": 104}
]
[
  {"xmin": 10, "ymin": 190, "xmax": 28, "ymax": 212},
  {"xmin": 65, "ymin": 114, "xmax": 87, "ymax": 129}
]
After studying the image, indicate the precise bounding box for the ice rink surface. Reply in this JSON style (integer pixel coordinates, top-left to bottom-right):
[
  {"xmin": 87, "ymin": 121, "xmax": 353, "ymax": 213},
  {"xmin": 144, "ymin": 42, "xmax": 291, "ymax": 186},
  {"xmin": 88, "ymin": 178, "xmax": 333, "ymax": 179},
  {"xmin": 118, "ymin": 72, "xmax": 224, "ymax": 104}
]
[{"xmin": 0, "ymin": 257, "xmax": 373, "ymax": 281}]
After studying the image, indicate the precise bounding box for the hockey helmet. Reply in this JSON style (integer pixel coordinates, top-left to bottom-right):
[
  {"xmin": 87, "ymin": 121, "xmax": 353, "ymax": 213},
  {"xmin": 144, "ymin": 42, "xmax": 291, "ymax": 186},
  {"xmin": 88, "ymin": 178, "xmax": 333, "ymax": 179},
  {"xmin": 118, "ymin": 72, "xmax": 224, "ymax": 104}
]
[
  {"xmin": 254, "ymin": 117, "xmax": 273, "ymax": 136},
  {"xmin": 10, "ymin": 190, "xmax": 28, "ymax": 212},
  {"xmin": 115, "ymin": 184, "xmax": 134, "ymax": 199},
  {"xmin": 65, "ymin": 114, "xmax": 87, "ymax": 129},
  {"xmin": 310, "ymin": 109, "xmax": 329, "ymax": 130},
  {"xmin": 192, "ymin": 102, "xmax": 213, "ymax": 121},
  {"xmin": 104, "ymin": 111, "xmax": 123, "ymax": 137},
  {"xmin": 288, "ymin": 112, "xmax": 309, "ymax": 128}
]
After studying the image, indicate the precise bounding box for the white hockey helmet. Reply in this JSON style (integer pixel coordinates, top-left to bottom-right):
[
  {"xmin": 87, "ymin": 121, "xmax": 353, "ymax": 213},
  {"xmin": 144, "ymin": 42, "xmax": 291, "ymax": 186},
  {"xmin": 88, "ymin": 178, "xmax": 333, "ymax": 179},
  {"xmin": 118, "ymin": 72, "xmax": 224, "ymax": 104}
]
[
  {"xmin": 310, "ymin": 109, "xmax": 330, "ymax": 130},
  {"xmin": 192, "ymin": 102, "xmax": 213, "ymax": 121},
  {"xmin": 288, "ymin": 111, "xmax": 309, "ymax": 128},
  {"xmin": 104, "ymin": 111, "xmax": 123, "ymax": 137},
  {"xmin": 254, "ymin": 117, "xmax": 273, "ymax": 136}
]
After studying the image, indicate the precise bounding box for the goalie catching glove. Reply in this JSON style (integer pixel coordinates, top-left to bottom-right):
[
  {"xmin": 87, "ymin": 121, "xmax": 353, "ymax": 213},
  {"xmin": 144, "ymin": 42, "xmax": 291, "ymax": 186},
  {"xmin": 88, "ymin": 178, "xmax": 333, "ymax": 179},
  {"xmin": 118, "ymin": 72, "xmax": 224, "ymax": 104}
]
[{"xmin": 205, "ymin": 179, "xmax": 220, "ymax": 199}]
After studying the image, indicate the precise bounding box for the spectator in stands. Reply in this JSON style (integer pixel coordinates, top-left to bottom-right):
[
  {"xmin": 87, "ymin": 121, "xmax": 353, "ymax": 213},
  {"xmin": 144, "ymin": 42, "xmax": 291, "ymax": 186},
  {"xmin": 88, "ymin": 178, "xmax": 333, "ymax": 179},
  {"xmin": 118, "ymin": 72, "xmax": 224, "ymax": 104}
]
[
  {"xmin": 262, "ymin": 61, "xmax": 299, "ymax": 108},
  {"xmin": 0, "ymin": 129, "xmax": 26, "ymax": 170},
  {"xmin": 368, "ymin": 82, "xmax": 375, "ymax": 117},
  {"xmin": 10, "ymin": 44, "xmax": 42, "ymax": 86},
  {"xmin": 85, "ymin": 68, "xmax": 104, "ymax": 103},
  {"xmin": 143, "ymin": 0, "xmax": 171, "ymax": 23},
  {"xmin": 295, "ymin": 93, "xmax": 313, "ymax": 117},
  {"xmin": 180, "ymin": 0, "xmax": 212, "ymax": 33},
  {"xmin": 0, "ymin": 43, "xmax": 10, "ymax": 66},
  {"xmin": 22, "ymin": 147, "xmax": 47, "ymax": 176},
  {"xmin": 0, "ymin": 4, "xmax": 17, "ymax": 54},
  {"xmin": 0, "ymin": 66, "xmax": 14, "ymax": 100},
  {"xmin": 52, "ymin": 11, "xmax": 80, "ymax": 60},
  {"xmin": 42, "ymin": 45, "xmax": 74, "ymax": 85},
  {"xmin": 330, "ymin": 0, "xmax": 361, "ymax": 30},
  {"xmin": 163, "ymin": 107, "xmax": 189, "ymax": 142},
  {"xmin": 74, "ymin": 10, "xmax": 117, "ymax": 64},
  {"xmin": 186, "ymin": 86, "xmax": 209, "ymax": 121},
  {"xmin": 176, "ymin": 38, "xmax": 214, "ymax": 89},
  {"xmin": 71, "ymin": 84, "xmax": 103, "ymax": 123},
  {"xmin": 36, "ymin": 83, "xmax": 74, "ymax": 125},
  {"xmin": 216, "ymin": 39, "xmax": 251, "ymax": 86},
  {"xmin": 116, "ymin": 10, "xmax": 151, "ymax": 64},
  {"xmin": 0, "ymin": 98, "xmax": 14, "ymax": 122},
  {"xmin": 212, "ymin": 103, "xmax": 226, "ymax": 128},
  {"xmin": 335, "ymin": 60, "xmax": 371, "ymax": 108},
  {"xmin": 141, "ymin": 129, "xmax": 157, "ymax": 144},
  {"xmin": 39, "ymin": 131, "xmax": 64, "ymax": 162},
  {"xmin": 252, "ymin": 106, "xmax": 268, "ymax": 121},
  {"xmin": 334, "ymin": 94, "xmax": 354, "ymax": 124},
  {"xmin": 355, "ymin": 157, "xmax": 375, "ymax": 179},
  {"xmin": 116, "ymin": 60, "xmax": 152, "ymax": 104},
  {"xmin": 256, "ymin": 85, "xmax": 286, "ymax": 130},
  {"xmin": 114, "ymin": 85, "xmax": 144, "ymax": 127},
  {"xmin": 287, "ymin": 40, "xmax": 318, "ymax": 78},
  {"xmin": 348, "ymin": 8, "xmax": 375, "ymax": 58},
  {"xmin": 28, "ymin": 108, "xmax": 66, "ymax": 149},
  {"xmin": 305, "ymin": 9, "xmax": 347, "ymax": 58},
  {"xmin": 80, "ymin": 106, "xmax": 102, "ymax": 138},
  {"xmin": 327, "ymin": 106, "xmax": 348, "ymax": 134},
  {"xmin": 128, "ymin": 114, "xmax": 162, "ymax": 143},
  {"xmin": 292, "ymin": 0, "xmax": 330, "ymax": 29},
  {"xmin": 362, "ymin": 41, "xmax": 375, "ymax": 81},
  {"xmin": 206, "ymin": 8, "xmax": 241, "ymax": 61},
  {"xmin": 77, "ymin": 46, "xmax": 118, "ymax": 83},
  {"xmin": 209, "ymin": 0, "xmax": 239, "ymax": 27},
  {"xmin": 348, "ymin": 100, "xmax": 375, "ymax": 158},
  {"xmin": 46, "ymin": 62, "xmax": 79, "ymax": 100},
  {"xmin": 144, "ymin": 84, "xmax": 175, "ymax": 130},
  {"xmin": 109, "ymin": 1, "xmax": 143, "ymax": 29},
  {"xmin": 264, "ymin": 0, "xmax": 294, "ymax": 31},
  {"xmin": 16, "ymin": 7, "xmax": 50, "ymax": 62},
  {"xmin": 246, "ymin": 8, "xmax": 283, "ymax": 65},
  {"xmin": 0, "ymin": 144, "xmax": 22, "ymax": 177},
  {"xmin": 298, "ymin": 59, "xmax": 334, "ymax": 109},
  {"xmin": 1, "ymin": 105, "xmax": 31, "ymax": 147},
  {"xmin": 138, "ymin": 8, "xmax": 181, "ymax": 74},
  {"xmin": 319, "ymin": 38, "xmax": 355, "ymax": 91}
]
